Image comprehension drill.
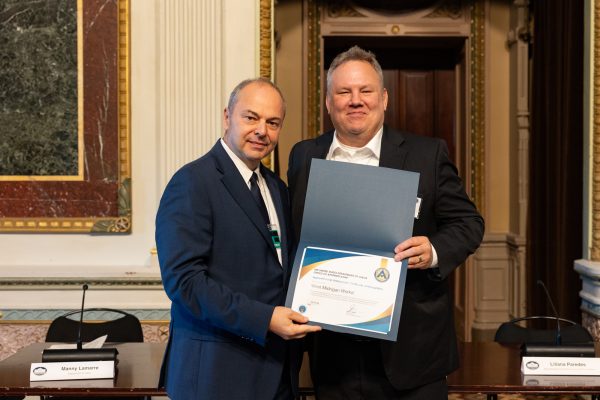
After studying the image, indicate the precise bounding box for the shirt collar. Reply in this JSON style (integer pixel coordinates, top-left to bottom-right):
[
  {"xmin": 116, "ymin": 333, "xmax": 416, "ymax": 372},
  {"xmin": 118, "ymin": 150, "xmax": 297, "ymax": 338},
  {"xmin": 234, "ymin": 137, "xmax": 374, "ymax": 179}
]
[
  {"xmin": 327, "ymin": 127, "xmax": 384, "ymax": 160},
  {"xmin": 220, "ymin": 139, "xmax": 261, "ymax": 184}
]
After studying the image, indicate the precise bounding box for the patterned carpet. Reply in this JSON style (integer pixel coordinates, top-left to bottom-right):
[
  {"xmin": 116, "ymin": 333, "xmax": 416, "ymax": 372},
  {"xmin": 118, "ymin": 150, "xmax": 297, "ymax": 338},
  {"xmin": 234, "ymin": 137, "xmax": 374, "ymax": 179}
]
[
  {"xmin": 448, "ymin": 395, "xmax": 591, "ymax": 399},
  {"xmin": 300, "ymin": 396, "xmax": 590, "ymax": 399}
]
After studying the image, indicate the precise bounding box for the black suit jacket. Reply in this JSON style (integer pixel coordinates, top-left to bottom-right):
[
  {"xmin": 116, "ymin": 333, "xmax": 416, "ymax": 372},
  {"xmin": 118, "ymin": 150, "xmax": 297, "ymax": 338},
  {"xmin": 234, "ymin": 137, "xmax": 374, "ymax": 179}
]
[
  {"xmin": 287, "ymin": 127, "xmax": 484, "ymax": 390},
  {"xmin": 156, "ymin": 141, "xmax": 299, "ymax": 399}
]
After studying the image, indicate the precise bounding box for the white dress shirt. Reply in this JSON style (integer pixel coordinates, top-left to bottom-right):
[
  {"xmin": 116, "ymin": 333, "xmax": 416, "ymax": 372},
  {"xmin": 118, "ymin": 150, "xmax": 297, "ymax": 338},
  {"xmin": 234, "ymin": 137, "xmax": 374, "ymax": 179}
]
[{"xmin": 220, "ymin": 139, "xmax": 282, "ymax": 264}]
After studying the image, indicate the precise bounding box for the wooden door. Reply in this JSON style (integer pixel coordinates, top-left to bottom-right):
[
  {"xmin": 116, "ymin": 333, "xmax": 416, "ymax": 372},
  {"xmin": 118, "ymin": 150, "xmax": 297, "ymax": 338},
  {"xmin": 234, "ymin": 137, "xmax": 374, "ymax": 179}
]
[{"xmin": 385, "ymin": 69, "xmax": 455, "ymax": 160}]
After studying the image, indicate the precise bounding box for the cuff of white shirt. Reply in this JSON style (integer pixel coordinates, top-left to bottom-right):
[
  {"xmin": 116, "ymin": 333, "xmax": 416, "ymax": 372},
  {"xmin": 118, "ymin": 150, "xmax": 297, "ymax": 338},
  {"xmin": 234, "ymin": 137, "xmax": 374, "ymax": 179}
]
[
  {"xmin": 431, "ymin": 244, "xmax": 438, "ymax": 268},
  {"xmin": 428, "ymin": 244, "xmax": 442, "ymax": 280}
]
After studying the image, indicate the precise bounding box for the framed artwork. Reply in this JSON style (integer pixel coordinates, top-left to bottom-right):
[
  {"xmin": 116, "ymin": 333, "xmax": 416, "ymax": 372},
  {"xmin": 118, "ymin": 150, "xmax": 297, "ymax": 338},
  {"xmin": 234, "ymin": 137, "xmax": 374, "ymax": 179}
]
[{"xmin": 0, "ymin": 0, "xmax": 131, "ymax": 233}]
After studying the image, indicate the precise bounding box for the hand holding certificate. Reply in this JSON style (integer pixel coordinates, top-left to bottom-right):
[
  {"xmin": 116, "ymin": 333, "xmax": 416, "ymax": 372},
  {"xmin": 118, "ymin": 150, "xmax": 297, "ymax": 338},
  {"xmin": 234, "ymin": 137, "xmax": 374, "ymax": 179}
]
[{"xmin": 285, "ymin": 159, "xmax": 419, "ymax": 341}]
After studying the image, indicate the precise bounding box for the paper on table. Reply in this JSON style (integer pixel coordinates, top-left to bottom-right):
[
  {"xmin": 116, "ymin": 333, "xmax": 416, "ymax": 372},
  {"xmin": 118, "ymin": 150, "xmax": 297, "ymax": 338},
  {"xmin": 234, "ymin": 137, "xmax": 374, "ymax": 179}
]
[{"xmin": 47, "ymin": 334, "xmax": 108, "ymax": 349}]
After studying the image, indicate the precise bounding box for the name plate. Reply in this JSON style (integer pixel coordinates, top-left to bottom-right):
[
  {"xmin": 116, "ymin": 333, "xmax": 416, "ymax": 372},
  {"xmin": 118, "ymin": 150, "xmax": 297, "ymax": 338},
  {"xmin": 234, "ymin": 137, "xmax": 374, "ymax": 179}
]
[
  {"xmin": 30, "ymin": 361, "xmax": 115, "ymax": 381},
  {"xmin": 522, "ymin": 356, "xmax": 600, "ymax": 376}
]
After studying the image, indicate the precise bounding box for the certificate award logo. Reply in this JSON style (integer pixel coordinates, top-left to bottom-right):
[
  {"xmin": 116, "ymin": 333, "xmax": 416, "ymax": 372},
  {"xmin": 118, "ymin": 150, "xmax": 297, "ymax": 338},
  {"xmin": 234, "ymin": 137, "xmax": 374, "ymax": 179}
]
[{"xmin": 374, "ymin": 267, "xmax": 390, "ymax": 282}]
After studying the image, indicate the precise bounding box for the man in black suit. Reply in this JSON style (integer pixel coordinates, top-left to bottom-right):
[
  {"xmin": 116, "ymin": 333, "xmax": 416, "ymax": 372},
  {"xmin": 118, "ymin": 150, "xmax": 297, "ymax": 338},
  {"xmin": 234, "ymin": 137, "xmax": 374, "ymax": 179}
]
[
  {"xmin": 287, "ymin": 46, "xmax": 484, "ymax": 399},
  {"xmin": 156, "ymin": 78, "xmax": 320, "ymax": 400}
]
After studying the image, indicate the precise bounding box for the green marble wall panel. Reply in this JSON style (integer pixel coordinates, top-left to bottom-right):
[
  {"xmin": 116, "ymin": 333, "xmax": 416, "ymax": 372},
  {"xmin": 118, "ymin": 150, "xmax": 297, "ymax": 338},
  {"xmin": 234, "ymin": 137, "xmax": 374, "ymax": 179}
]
[{"xmin": 0, "ymin": 0, "xmax": 78, "ymax": 176}]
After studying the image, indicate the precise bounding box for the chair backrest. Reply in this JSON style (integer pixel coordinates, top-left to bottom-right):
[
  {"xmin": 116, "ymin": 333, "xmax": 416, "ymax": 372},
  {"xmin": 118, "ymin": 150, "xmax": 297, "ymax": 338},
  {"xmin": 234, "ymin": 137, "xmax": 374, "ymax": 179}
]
[
  {"xmin": 494, "ymin": 315, "xmax": 593, "ymax": 345},
  {"xmin": 45, "ymin": 308, "xmax": 144, "ymax": 343}
]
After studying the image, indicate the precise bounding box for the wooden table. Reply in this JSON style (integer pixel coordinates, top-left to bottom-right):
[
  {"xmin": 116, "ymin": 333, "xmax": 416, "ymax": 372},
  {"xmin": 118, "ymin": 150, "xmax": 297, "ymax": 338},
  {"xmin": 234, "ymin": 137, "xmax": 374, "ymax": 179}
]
[
  {"xmin": 2, "ymin": 341, "xmax": 600, "ymax": 399},
  {"xmin": 448, "ymin": 341, "xmax": 600, "ymax": 399},
  {"xmin": 0, "ymin": 343, "xmax": 167, "ymax": 397}
]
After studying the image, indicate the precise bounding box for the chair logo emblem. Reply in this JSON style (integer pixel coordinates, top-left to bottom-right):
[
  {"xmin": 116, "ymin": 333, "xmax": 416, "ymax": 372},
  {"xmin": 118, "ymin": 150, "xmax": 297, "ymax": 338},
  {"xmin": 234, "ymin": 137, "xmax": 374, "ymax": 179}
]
[
  {"xmin": 525, "ymin": 361, "xmax": 539, "ymax": 370},
  {"xmin": 33, "ymin": 366, "xmax": 47, "ymax": 376}
]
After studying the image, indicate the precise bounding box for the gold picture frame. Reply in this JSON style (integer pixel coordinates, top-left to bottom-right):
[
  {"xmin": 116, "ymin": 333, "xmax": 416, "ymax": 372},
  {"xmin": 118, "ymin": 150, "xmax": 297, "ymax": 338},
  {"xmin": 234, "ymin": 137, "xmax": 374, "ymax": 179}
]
[{"xmin": 0, "ymin": 0, "xmax": 131, "ymax": 233}]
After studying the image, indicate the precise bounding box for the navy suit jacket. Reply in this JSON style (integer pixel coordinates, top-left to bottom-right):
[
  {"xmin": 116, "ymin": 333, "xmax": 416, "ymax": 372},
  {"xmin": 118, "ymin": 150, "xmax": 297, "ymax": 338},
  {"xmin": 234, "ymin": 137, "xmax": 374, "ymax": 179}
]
[
  {"xmin": 288, "ymin": 127, "xmax": 484, "ymax": 390},
  {"xmin": 156, "ymin": 141, "xmax": 297, "ymax": 399}
]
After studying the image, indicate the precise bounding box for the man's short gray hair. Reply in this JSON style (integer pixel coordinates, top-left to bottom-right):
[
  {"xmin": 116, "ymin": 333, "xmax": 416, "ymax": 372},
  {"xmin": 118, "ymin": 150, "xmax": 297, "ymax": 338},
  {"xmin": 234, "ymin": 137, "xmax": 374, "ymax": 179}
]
[
  {"xmin": 227, "ymin": 77, "xmax": 286, "ymax": 117},
  {"xmin": 326, "ymin": 46, "xmax": 384, "ymax": 94}
]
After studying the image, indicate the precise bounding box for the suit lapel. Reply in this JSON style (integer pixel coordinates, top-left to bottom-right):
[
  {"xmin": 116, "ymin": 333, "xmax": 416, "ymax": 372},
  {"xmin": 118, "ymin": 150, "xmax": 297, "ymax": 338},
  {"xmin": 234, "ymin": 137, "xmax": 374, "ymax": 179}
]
[
  {"xmin": 313, "ymin": 131, "xmax": 334, "ymax": 160},
  {"xmin": 379, "ymin": 126, "xmax": 408, "ymax": 169},
  {"xmin": 211, "ymin": 143, "xmax": 275, "ymax": 252}
]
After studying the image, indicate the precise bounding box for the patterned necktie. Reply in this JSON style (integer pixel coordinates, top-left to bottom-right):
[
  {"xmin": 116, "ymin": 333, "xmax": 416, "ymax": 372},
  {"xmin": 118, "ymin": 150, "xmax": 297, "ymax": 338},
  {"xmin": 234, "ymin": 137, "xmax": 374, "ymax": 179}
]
[{"xmin": 249, "ymin": 172, "xmax": 270, "ymax": 224}]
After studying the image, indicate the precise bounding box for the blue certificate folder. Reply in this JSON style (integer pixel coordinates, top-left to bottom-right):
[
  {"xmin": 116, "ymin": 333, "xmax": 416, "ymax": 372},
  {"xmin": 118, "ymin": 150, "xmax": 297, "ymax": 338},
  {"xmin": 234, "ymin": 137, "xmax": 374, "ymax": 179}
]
[{"xmin": 285, "ymin": 159, "xmax": 420, "ymax": 341}]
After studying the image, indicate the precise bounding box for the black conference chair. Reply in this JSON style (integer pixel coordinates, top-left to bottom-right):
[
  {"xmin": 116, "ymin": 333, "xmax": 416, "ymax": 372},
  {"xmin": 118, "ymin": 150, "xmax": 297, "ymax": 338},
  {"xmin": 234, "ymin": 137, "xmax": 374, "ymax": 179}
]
[
  {"xmin": 494, "ymin": 315, "xmax": 593, "ymax": 345},
  {"xmin": 46, "ymin": 307, "xmax": 144, "ymax": 343},
  {"xmin": 44, "ymin": 308, "xmax": 145, "ymax": 400}
]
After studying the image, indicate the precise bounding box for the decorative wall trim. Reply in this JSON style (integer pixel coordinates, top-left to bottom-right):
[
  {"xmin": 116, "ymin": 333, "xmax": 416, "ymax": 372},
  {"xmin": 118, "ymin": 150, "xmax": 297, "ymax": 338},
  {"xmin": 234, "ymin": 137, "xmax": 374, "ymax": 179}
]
[
  {"xmin": 505, "ymin": 0, "xmax": 530, "ymax": 238},
  {"xmin": 471, "ymin": 233, "xmax": 521, "ymax": 339},
  {"xmin": 424, "ymin": 0, "xmax": 463, "ymax": 19},
  {"xmin": 469, "ymin": 0, "xmax": 485, "ymax": 212},
  {"xmin": 592, "ymin": 0, "xmax": 600, "ymax": 260},
  {"xmin": 581, "ymin": 1, "xmax": 600, "ymax": 333},
  {"xmin": 327, "ymin": 0, "xmax": 366, "ymax": 18},
  {"xmin": 0, "ymin": 309, "xmax": 170, "ymax": 322},
  {"xmin": 260, "ymin": 0, "xmax": 273, "ymax": 79},
  {"xmin": 260, "ymin": 0, "xmax": 276, "ymax": 170},
  {"xmin": 507, "ymin": 233, "xmax": 527, "ymax": 319},
  {"xmin": 304, "ymin": 0, "xmax": 322, "ymax": 139},
  {"xmin": 0, "ymin": 278, "xmax": 162, "ymax": 289}
]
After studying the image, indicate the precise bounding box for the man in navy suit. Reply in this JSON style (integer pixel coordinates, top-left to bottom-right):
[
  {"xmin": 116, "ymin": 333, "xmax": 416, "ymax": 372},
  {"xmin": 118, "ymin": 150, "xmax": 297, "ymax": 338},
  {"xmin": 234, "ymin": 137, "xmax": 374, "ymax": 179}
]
[
  {"xmin": 156, "ymin": 78, "xmax": 320, "ymax": 400},
  {"xmin": 288, "ymin": 47, "xmax": 484, "ymax": 399}
]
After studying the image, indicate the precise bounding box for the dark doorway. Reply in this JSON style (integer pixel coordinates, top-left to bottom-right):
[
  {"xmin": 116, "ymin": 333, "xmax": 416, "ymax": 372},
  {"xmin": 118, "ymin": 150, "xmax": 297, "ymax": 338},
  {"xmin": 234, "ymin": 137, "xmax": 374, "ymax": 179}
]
[{"xmin": 322, "ymin": 36, "xmax": 466, "ymax": 162}]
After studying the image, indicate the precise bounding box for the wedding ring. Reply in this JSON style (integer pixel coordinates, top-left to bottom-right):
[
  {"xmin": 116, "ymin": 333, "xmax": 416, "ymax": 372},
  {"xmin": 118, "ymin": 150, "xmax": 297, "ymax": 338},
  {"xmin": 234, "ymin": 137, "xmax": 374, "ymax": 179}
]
[{"xmin": 418, "ymin": 256, "xmax": 422, "ymax": 263}]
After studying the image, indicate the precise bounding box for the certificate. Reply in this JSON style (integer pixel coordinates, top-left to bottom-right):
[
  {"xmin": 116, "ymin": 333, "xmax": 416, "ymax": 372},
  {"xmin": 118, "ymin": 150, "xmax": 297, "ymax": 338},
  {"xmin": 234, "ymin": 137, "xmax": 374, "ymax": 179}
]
[
  {"xmin": 285, "ymin": 159, "xmax": 419, "ymax": 341},
  {"xmin": 291, "ymin": 247, "xmax": 406, "ymax": 335}
]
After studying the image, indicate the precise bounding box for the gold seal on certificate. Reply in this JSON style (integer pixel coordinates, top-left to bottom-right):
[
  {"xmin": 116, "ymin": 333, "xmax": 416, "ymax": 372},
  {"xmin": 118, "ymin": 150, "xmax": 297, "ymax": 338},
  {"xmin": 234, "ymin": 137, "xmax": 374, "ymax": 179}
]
[{"xmin": 291, "ymin": 247, "xmax": 404, "ymax": 336}]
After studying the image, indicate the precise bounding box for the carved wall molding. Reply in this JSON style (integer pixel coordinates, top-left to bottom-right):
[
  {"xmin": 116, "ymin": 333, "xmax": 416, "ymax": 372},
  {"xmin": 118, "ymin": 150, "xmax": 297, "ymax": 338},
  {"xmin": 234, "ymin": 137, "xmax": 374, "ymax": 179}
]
[
  {"xmin": 304, "ymin": 0, "xmax": 322, "ymax": 139},
  {"xmin": 424, "ymin": 0, "xmax": 463, "ymax": 19},
  {"xmin": 469, "ymin": 0, "xmax": 485, "ymax": 212},
  {"xmin": 322, "ymin": 0, "xmax": 467, "ymax": 25},
  {"xmin": 0, "ymin": 309, "xmax": 170, "ymax": 321},
  {"xmin": 471, "ymin": 233, "xmax": 524, "ymax": 340},
  {"xmin": 327, "ymin": 0, "xmax": 366, "ymax": 18},
  {"xmin": 0, "ymin": 278, "xmax": 162, "ymax": 289},
  {"xmin": 260, "ymin": 0, "xmax": 276, "ymax": 171},
  {"xmin": 507, "ymin": 234, "xmax": 527, "ymax": 319},
  {"xmin": 592, "ymin": 0, "xmax": 600, "ymax": 261},
  {"xmin": 260, "ymin": 0, "xmax": 273, "ymax": 80}
]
